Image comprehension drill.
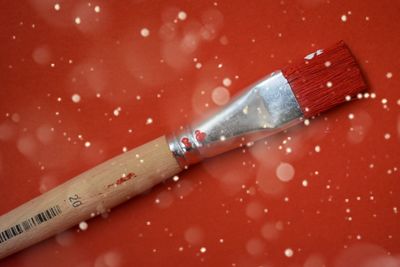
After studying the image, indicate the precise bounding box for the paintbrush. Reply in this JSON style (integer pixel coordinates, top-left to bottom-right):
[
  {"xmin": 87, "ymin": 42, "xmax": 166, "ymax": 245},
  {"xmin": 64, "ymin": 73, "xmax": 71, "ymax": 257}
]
[{"xmin": 0, "ymin": 41, "xmax": 367, "ymax": 259}]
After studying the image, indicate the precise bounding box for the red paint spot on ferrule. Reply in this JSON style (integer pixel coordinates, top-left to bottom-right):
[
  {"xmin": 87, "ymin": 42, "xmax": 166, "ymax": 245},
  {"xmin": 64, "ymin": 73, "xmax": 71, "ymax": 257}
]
[
  {"xmin": 194, "ymin": 130, "xmax": 206, "ymax": 143},
  {"xmin": 181, "ymin": 137, "xmax": 192, "ymax": 149}
]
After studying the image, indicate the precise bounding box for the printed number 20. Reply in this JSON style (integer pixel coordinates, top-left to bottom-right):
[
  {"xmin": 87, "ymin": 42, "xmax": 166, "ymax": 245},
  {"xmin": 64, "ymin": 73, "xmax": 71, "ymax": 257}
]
[{"xmin": 68, "ymin": 194, "xmax": 82, "ymax": 208}]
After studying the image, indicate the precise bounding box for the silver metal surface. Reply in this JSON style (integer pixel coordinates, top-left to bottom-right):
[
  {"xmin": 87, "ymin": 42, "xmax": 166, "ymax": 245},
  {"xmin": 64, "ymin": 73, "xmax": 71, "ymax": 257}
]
[{"xmin": 167, "ymin": 71, "xmax": 304, "ymax": 168}]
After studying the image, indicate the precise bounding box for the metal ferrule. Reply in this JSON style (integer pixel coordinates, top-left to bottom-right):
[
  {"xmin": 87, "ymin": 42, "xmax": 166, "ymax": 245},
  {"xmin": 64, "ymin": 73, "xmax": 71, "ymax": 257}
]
[{"xmin": 167, "ymin": 71, "xmax": 304, "ymax": 168}]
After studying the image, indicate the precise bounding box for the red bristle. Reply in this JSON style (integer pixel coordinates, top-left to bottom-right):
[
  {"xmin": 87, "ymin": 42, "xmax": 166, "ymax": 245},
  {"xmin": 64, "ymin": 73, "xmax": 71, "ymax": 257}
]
[{"xmin": 282, "ymin": 41, "xmax": 367, "ymax": 118}]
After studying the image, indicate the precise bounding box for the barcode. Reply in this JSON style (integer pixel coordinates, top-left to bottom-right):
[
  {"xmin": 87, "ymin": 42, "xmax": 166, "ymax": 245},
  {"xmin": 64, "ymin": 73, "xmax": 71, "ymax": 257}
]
[{"xmin": 0, "ymin": 205, "xmax": 62, "ymax": 244}]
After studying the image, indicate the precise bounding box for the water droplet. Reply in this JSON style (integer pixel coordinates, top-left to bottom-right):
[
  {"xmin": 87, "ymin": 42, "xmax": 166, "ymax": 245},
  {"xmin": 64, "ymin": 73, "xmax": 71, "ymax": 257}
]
[
  {"xmin": 184, "ymin": 226, "xmax": 204, "ymax": 245},
  {"xmin": 32, "ymin": 46, "xmax": 52, "ymax": 65},
  {"xmin": 245, "ymin": 201, "xmax": 264, "ymax": 220},
  {"xmin": 246, "ymin": 238, "xmax": 264, "ymax": 255},
  {"xmin": 276, "ymin": 162, "xmax": 295, "ymax": 182},
  {"xmin": 260, "ymin": 222, "xmax": 279, "ymax": 241},
  {"xmin": 17, "ymin": 135, "xmax": 37, "ymax": 157},
  {"xmin": 211, "ymin": 86, "xmax": 230, "ymax": 106}
]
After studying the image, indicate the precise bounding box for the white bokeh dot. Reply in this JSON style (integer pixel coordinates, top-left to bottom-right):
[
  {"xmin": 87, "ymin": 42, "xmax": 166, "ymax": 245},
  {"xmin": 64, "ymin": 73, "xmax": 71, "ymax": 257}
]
[
  {"xmin": 140, "ymin": 28, "xmax": 150, "ymax": 37},
  {"xmin": 178, "ymin": 11, "xmax": 187, "ymax": 21},
  {"xmin": 146, "ymin": 117, "xmax": 153, "ymax": 125},
  {"xmin": 79, "ymin": 221, "xmax": 88, "ymax": 231},
  {"xmin": 222, "ymin": 78, "xmax": 232, "ymax": 87},
  {"xmin": 71, "ymin": 94, "xmax": 81, "ymax": 103},
  {"xmin": 284, "ymin": 248, "xmax": 294, "ymax": 257}
]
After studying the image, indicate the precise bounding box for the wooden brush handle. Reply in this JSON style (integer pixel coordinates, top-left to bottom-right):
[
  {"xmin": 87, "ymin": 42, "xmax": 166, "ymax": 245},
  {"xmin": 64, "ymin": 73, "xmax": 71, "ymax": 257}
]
[{"xmin": 0, "ymin": 136, "xmax": 181, "ymax": 259}]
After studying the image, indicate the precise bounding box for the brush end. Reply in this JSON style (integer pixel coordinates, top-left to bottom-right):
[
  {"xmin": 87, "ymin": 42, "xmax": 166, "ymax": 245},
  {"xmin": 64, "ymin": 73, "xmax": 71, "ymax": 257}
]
[{"xmin": 282, "ymin": 41, "xmax": 367, "ymax": 118}]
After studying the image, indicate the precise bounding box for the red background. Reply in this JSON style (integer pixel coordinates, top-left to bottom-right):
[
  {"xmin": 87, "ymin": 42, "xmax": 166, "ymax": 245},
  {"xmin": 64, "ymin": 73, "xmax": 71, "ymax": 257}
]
[{"xmin": 1, "ymin": 0, "xmax": 399, "ymax": 266}]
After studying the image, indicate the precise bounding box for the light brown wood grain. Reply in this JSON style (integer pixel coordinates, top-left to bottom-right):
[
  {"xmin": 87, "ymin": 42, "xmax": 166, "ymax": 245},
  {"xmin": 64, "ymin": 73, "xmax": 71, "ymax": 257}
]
[{"xmin": 0, "ymin": 136, "xmax": 181, "ymax": 259}]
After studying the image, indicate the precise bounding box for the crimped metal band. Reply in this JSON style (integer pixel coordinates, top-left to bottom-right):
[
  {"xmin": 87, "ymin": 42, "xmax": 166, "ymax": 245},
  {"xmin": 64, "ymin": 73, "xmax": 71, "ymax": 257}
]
[{"xmin": 167, "ymin": 71, "xmax": 303, "ymax": 168}]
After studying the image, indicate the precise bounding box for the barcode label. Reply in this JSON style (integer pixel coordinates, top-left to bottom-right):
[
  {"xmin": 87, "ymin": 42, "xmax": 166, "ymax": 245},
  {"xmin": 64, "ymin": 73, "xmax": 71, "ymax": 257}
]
[{"xmin": 0, "ymin": 205, "xmax": 62, "ymax": 244}]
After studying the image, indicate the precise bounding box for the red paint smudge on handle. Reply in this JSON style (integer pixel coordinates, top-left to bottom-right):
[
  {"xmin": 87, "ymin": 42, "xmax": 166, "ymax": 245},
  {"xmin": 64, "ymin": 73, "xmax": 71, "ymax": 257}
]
[{"xmin": 107, "ymin": 172, "xmax": 136, "ymax": 188}]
